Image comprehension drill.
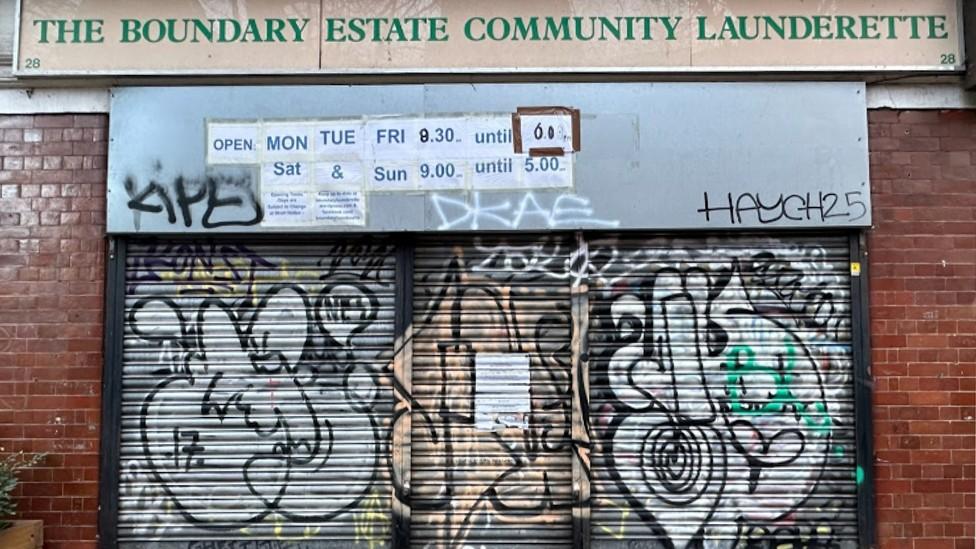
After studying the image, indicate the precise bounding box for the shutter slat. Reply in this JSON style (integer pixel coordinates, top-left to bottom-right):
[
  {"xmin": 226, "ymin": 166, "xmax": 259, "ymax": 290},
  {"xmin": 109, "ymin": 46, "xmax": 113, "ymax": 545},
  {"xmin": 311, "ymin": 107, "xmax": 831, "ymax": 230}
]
[
  {"xmin": 118, "ymin": 240, "xmax": 395, "ymax": 546},
  {"xmin": 587, "ymin": 234, "xmax": 858, "ymax": 548},
  {"xmin": 411, "ymin": 236, "xmax": 575, "ymax": 548}
]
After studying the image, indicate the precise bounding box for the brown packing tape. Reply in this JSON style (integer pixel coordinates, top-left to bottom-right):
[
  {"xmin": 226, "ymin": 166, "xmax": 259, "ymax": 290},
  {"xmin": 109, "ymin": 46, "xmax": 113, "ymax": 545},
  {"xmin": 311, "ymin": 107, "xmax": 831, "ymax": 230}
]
[
  {"xmin": 528, "ymin": 147, "xmax": 566, "ymax": 157},
  {"xmin": 572, "ymin": 108, "xmax": 581, "ymax": 153},
  {"xmin": 516, "ymin": 106, "xmax": 575, "ymax": 115},
  {"xmin": 511, "ymin": 112, "xmax": 524, "ymax": 154}
]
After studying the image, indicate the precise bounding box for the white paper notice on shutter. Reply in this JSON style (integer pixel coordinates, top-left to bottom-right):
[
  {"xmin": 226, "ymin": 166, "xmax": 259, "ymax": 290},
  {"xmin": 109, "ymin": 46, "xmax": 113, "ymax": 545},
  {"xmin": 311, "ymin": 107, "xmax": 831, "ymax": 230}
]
[{"xmin": 474, "ymin": 353, "xmax": 531, "ymax": 431}]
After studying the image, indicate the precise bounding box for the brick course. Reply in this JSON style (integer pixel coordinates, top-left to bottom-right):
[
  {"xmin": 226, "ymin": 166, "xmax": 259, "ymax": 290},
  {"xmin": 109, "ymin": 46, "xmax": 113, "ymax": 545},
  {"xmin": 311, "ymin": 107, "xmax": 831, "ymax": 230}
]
[
  {"xmin": 0, "ymin": 113, "xmax": 106, "ymax": 549},
  {"xmin": 869, "ymin": 109, "xmax": 976, "ymax": 549}
]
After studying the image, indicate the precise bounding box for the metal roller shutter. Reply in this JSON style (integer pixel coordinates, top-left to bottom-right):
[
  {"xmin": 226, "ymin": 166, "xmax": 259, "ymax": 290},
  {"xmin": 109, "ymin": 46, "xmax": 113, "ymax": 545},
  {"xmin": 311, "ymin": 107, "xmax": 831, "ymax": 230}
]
[
  {"xmin": 117, "ymin": 240, "xmax": 396, "ymax": 548},
  {"xmin": 410, "ymin": 237, "xmax": 576, "ymax": 548},
  {"xmin": 586, "ymin": 234, "xmax": 858, "ymax": 548}
]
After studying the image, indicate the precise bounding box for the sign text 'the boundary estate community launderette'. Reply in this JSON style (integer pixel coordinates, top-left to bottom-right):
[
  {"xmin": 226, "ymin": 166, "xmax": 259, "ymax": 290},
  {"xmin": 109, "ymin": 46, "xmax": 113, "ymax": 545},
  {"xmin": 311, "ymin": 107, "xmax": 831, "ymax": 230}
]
[{"xmin": 16, "ymin": 0, "xmax": 963, "ymax": 75}]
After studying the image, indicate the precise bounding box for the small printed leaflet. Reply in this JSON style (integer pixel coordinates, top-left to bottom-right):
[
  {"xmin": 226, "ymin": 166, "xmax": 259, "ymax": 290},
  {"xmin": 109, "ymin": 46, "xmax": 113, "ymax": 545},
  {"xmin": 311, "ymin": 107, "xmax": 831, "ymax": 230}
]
[
  {"xmin": 474, "ymin": 353, "xmax": 531, "ymax": 432},
  {"xmin": 262, "ymin": 191, "xmax": 310, "ymax": 226},
  {"xmin": 315, "ymin": 190, "xmax": 365, "ymax": 225}
]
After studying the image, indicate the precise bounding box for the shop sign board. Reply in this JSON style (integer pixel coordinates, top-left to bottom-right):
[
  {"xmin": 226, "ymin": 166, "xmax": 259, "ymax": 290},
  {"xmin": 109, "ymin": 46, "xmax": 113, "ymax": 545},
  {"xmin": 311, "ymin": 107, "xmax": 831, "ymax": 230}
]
[
  {"xmin": 15, "ymin": 0, "xmax": 964, "ymax": 75},
  {"xmin": 106, "ymin": 83, "xmax": 871, "ymax": 234}
]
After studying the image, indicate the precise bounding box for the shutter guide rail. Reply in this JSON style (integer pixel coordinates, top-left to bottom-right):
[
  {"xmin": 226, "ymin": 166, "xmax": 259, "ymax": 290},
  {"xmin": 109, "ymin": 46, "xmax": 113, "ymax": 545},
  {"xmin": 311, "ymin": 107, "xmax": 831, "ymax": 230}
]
[
  {"xmin": 99, "ymin": 236, "xmax": 126, "ymax": 549},
  {"xmin": 392, "ymin": 241, "xmax": 415, "ymax": 549},
  {"xmin": 572, "ymin": 231, "xmax": 593, "ymax": 549},
  {"xmin": 851, "ymin": 232, "xmax": 877, "ymax": 548}
]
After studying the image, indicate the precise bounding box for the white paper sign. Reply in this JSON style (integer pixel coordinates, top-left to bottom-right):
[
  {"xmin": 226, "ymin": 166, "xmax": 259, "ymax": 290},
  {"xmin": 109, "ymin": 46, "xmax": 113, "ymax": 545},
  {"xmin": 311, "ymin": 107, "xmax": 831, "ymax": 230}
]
[
  {"xmin": 262, "ymin": 161, "xmax": 310, "ymax": 187},
  {"xmin": 207, "ymin": 123, "xmax": 259, "ymax": 164},
  {"xmin": 417, "ymin": 159, "xmax": 466, "ymax": 190},
  {"xmin": 205, "ymin": 110, "xmax": 579, "ymax": 228},
  {"xmin": 313, "ymin": 122, "xmax": 365, "ymax": 160},
  {"xmin": 464, "ymin": 116, "xmax": 516, "ymax": 157},
  {"xmin": 475, "ymin": 353, "xmax": 531, "ymax": 431},
  {"xmin": 262, "ymin": 123, "xmax": 315, "ymax": 162},
  {"xmin": 316, "ymin": 161, "xmax": 364, "ymax": 187},
  {"xmin": 517, "ymin": 113, "xmax": 576, "ymax": 154},
  {"xmin": 364, "ymin": 119, "xmax": 418, "ymax": 160},
  {"xmin": 521, "ymin": 155, "xmax": 573, "ymax": 188},
  {"xmin": 414, "ymin": 118, "xmax": 468, "ymax": 158},
  {"xmin": 369, "ymin": 161, "xmax": 416, "ymax": 191}
]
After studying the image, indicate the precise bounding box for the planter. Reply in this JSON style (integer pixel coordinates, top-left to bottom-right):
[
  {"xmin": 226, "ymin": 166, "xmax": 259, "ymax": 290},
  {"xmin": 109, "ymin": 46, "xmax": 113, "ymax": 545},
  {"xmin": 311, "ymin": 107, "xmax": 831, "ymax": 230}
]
[{"xmin": 0, "ymin": 520, "xmax": 43, "ymax": 549}]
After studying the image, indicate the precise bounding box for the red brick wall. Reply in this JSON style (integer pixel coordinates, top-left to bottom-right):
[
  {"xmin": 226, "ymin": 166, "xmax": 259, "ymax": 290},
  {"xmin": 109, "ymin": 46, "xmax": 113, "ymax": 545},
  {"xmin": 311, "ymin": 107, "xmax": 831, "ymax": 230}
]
[
  {"xmin": 0, "ymin": 114, "xmax": 106, "ymax": 549},
  {"xmin": 869, "ymin": 109, "xmax": 976, "ymax": 549}
]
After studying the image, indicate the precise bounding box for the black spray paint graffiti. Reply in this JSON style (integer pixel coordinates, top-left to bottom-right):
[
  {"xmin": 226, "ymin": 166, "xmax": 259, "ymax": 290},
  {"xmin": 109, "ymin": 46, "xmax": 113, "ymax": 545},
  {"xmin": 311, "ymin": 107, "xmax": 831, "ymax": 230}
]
[
  {"xmin": 586, "ymin": 238, "xmax": 855, "ymax": 548},
  {"xmin": 119, "ymin": 237, "xmax": 856, "ymax": 548},
  {"xmin": 697, "ymin": 190, "xmax": 868, "ymax": 226},
  {"xmin": 122, "ymin": 243, "xmax": 394, "ymax": 544},
  {"xmin": 404, "ymin": 238, "xmax": 575, "ymax": 546},
  {"xmin": 124, "ymin": 172, "xmax": 262, "ymax": 230}
]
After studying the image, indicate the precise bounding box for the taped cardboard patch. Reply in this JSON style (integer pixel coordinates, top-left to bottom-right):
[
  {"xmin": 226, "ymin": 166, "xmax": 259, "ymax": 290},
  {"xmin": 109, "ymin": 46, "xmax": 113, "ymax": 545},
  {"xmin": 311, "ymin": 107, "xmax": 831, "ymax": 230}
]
[{"xmin": 512, "ymin": 106, "xmax": 581, "ymax": 155}]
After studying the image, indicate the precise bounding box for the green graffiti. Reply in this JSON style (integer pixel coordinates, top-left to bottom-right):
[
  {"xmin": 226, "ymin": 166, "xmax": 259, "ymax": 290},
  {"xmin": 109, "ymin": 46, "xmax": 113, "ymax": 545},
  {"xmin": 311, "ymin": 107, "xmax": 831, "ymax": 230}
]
[
  {"xmin": 856, "ymin": 465, "xmax": 864, "ymax": 485},
  {"xmin": 723, "ymin": 339, "xmax": 832, "ymax": 435}
]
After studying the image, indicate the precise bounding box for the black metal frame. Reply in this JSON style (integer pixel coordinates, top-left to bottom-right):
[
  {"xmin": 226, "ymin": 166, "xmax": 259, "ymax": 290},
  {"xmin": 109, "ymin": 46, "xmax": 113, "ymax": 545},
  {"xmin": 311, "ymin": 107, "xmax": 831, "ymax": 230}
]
[
  {"xmin": 850, "ymin": 231, "xmax": 877, "ymax": 548},
  {"xmin": 392, "ymin": 239, "xmax": 414, "ymax": 549},
  {"xmin": 97, "ymin": 236, "xmax": 126, "ymax": 549},
  {"xmin": 965, "ymin": 0, "xmax": 976, "ymax": 90}
]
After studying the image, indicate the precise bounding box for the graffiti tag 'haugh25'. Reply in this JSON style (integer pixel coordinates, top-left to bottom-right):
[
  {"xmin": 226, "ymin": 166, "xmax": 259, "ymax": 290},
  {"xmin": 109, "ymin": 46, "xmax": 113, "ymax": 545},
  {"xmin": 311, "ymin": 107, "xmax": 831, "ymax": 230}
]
[{"xmin": 119, "ymin": 237, "xmax": 856, "ymax": 548}]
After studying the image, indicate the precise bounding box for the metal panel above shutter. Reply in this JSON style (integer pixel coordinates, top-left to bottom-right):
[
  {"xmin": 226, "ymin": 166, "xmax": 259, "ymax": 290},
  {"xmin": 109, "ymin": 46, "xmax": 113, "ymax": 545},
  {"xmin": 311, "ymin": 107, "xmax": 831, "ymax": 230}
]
[
  {"xmin": 586, "ymin": 234, "xmax": 858, "ymax": 548},
  {"xmin": 0, "ymin": 0, "xmax": 13, "ymax": 72},
  {"xmin": 410, "ymin": 236, "xmax": 575, "ymax": 548},
  {"xmin": 117, "ymin": 240, "xmax": 396, "ymax": 548}
]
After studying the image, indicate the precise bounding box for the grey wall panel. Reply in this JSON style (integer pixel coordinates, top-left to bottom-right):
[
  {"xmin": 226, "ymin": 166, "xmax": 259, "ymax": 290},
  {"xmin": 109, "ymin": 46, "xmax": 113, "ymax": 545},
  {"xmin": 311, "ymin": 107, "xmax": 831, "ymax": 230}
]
[{"xmin": 108, "ymin": 83, "xmax": 870, "ymax": 234}]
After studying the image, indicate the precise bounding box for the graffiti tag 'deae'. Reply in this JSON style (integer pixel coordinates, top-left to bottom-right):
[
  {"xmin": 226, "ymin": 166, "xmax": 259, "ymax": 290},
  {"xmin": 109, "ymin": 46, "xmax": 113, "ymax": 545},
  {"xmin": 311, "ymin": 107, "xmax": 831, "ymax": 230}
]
[
  {"xmin": 124, "ymin": 173, "xmax": 262, "ymax": 229},
  {"xmin": 431, "ymin": 191, "xmax": 620, "ymax": 230},
  {"xmin": 697, "ymin": 190, "xmax": 868, "ymax": 225}
]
